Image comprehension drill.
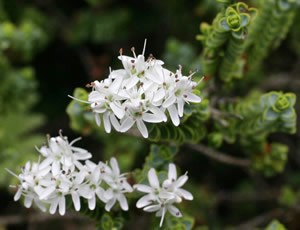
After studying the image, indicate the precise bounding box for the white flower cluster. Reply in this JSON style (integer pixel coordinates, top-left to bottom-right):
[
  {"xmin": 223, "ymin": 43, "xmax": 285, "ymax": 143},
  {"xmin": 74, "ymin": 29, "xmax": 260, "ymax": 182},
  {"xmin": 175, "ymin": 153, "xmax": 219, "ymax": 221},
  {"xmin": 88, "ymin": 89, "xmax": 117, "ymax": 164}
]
[
  {"xmin": 70, "ymin": 40, "xmax": 202, "ymax": 138},
  {"xmin": 7, "ymin": 132, "xmax": 133, "ymax": 215},
  {"xmin": 134, "ymin": 163, "xmax": 193, "ymax": 227}
]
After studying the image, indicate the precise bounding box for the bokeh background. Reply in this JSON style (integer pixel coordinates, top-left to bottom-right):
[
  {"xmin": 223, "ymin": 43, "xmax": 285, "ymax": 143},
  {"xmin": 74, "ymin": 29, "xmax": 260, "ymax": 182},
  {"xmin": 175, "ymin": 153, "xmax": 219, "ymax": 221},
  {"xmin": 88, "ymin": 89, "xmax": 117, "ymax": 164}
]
[{"xmin": 0, "ymin": 0, "xmax": 300, "ymax": 229}]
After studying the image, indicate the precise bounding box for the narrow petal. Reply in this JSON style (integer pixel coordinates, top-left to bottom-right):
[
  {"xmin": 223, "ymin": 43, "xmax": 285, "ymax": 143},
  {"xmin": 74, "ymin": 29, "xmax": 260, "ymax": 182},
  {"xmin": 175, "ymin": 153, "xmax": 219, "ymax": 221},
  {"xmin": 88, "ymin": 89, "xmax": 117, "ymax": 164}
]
[
  {"xmin": 163, "ymin": 95, "xmax": 177, "ymax": 108},
  {"xmin": 95, "ymin": 113, "xmax": 101, "ymax": 126},
  {"xmin": 168, "ymin": 163, "xmax": 177, "ymax": 181},
  {"xmin": 49, "ymin": 199, "xmax": 59, "ymax": 214},
  {"xmin": 105, "ymin": 198, "xmax": 116, "ymax": 212},
  {"xmin": 177, "ymin": 99, "xmax": 184, "ymax": 117},
  {"xmin": 110, "ymin": 114, "xmax": 120, "ymax": 131},
  {"xmin": 136, "ymin": 194, "xmax": 154, "ymax": 208},
  {"xmin": 88, "ymin": 195, "xmax": 96, "ymax": 210},
  {"xmin": 167, "ymin": 205, "xmax": 182, "ymax": 218},
  {"xmin": 72, "ymin": 193, "xmax": 81, "ymax": 211},
  {"xmin": 24, "ymin": 196, "xmax": 33, "ymax": 208},
  {"xmin": 52, "ymin": 161, "xmax": 60, "ymax": 176},
  {"xmin": 153, "ymin": 88, "xmax": 165, "ymax": 102},
  {"xmin": 177, "ymin": 188, "xmax": 193, "ymax": 200},
  {"xmin": 110, "ymin": 157, "xmax": 120, "ymax": 176},
  {"xmin": 103, "ymin": 112, "xmax": 111, "ymax": 133},
  {"xmin": 174, "ymin": 174, "xmax": 188, "ymax": 188},
  {"xmin": 96, "ymin": 187, "xmax": 107, "ymax": 202},
  {"xmin": 167, "ymin": 105, "xmax": 180, "ymax": 126},
  {"xmin": 148, "ymin": 168, "xmax": 160, "ymax": 189},
  {"xmin": 160, "ymin": 207, "xmax": 166, "ymax": 227},
  {"xmin": 104, "ymin": 188, "xmax": 114, "ymax": 200},
  {"xmin": 118, "ymin": 193, "xmax": 128, "ymax": 211},
  {"xmin": 143, "ymin": 204, "xmax": 161, "ymax": 212},
  {"xmin": 133, "ymin": 184, "xmax": 153, "ymax": 193},
  {"xmin": 185, "ymin": 92, "xmax": 201, "ymax": 103},
  {"xmin": 137, "ymin": 119, "xmax": 148, "ymax": 138},
  {"xmin": 142, "ymin": 113, "xmax": 163, "ymax": 123},
  {"xmin": 59, "ymin": 196, "xmax": 66, "ymax": 216},
  {"xmin": 14, "ymin": 188, "xmax": 22, "ymax": 201},
  {"xmin": 120, "ymin": 117, "xmax": 135, "ymax": 132},
  {"xmin": 110, "ymin": 103, "xmax": 125, "ymax": 119}
]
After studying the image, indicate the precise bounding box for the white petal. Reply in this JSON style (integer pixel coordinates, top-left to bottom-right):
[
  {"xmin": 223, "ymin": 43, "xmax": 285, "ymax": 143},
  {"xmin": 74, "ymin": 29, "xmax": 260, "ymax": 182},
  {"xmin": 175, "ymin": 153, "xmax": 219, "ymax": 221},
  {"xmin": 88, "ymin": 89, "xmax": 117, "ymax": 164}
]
[
  {"xmin": 136, "ymin": 194, "xmax": 154, "ymax": 208},
  {"xmin": 52, "ymin": 161, "xmax": 60, "ymax": 176},
  {"xmin": 185, "ymin": 92, "xmax": 201, "ymax": 103},
  {"xmin": 160, "ymin": 207, "xmax": 166, "ymax": 227},
  {"xmin": 177, "ymin": 99, "xmax": 184, "ymax": 117},
  {"xmin": 143, "ymin": 204, "xmax": 161, "ymax": 212},
  {"xmin": 174, "ymin": 174, "xmax": 188, "ymax": 188},
  {"xmin": 133, "ymin": 184, "xmax": 153, "ymax": 193},
  {"xmin": 59, "ymin": 196, "xmax": 66, "ymax": 215},
  {"xmin": 177, "ymin": 188, "xmax": 193, "ymax": 200},
  {"xmin": 105, "ymin": 198, "xmax": 116, "ymax": 212},
  {"xmin": 168, "ymin": 163, "xmax": 177, "ymax": 181},
  {"xmin": 103, "ymin": 112, "xmax": 111, "ymax": 133},
  {"xmin": 120, "ymin": 117, "xmax": 135, "ymax": 132},
  {"xmin": 125, "ymin": 75, "xmax": 139, "ymax": 89},
  {"xmin": 14, "ymin": 187, "xmax": 22, "ymax": 201},
  {"xmin": 118, "ymin": 193, "xmax": 128, "ymax": 211},
  {"xmin": 49, "ymin": 199, "xmax": 59, "ymax": 214},
  {"xmin": 88, "ymin": 195, "xmax": 96, "ymax": 210},
  {"xmin": 110, "ymin": 103, "xmax": 125, "ymax": 119},
  {"xmin": 104, "ymin": 188, "xmax": 114, "ymax": 200},
  {"xmin": 39, "ymin": 186, "xmax": 56, "ymax": 200},
  {"xmin": 72, "ymin": 193, "xmax": 81, "ymax": 211},
  {"xmin": 95, "ymin": 113, "xmax": 101, "ymax": 126},
  {"xmin": 35, "ymin": 200, "xmax": 46, "ymax": 212},
  {"xmin": 110, "ymin": 157, "xmax": 120, "ymax": 176},
  {"xmin": 142, "ymin": 113, "xmax": 163, "ymax": 123},
  {"xmin": 167, "ymin": 205, "xmax": 182, "ymax": 218},
  {"xmin": 24, "ymin": 196, "xmax": 33, "ymax": 208},
  {"xmin": 39, "ymin": 158, "xmax": 53, "ymax": 169},
  {"xmin": 110, "ymin": 114, "xmax": 120, "ymax": 131},
  {"xmin": 110, "ymin": 76, "xmax": 123, "ymax": 93},
  {"xmin": 96, "ymin": 187, "xmax": 107, "ymax": 202},
  {"xmin": 167, "ymin": 104, "xmax": 180, "ymax": 126},
  {"xmin": 137, "ymin": 119, "xmax": 148, "ymax": 138},
  {"xmin": 153, "ymin": 88, "xmax": 165, "ymax": 102},
  {"xmin": 148, "ymin": 168, "xmax": 160, "ymax": 189},
  {"xmin": 163, "ymin": 95, "xmax": 177, "ymax": 108}
]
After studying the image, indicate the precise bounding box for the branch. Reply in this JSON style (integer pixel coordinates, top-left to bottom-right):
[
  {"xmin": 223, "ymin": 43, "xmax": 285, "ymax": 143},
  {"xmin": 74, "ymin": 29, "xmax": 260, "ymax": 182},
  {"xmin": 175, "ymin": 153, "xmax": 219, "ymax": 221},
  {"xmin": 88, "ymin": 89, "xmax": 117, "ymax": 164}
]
[
  {"xmin": 235, "ymin": 208, "xmax": 283, "ymax": 230},
  {"xmin": 0, "ymin": 212, "xmax": 92, "ymax": 226},
  {"xmin": 187, "ymin": 143, "xmax": 251, "ymax": 168}
]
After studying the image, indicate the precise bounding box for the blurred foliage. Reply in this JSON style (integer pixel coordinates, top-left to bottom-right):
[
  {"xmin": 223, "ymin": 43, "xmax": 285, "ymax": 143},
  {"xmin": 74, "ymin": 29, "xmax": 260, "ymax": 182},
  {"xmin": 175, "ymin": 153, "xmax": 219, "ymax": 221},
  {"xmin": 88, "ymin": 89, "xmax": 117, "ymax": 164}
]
[
  {"xmin": 1, "ymin": 0, "xmax": 300, "ymax": 229},
  {"xmin": 0, "ymin": 2, "xmax": 52, "ymax": 185}
]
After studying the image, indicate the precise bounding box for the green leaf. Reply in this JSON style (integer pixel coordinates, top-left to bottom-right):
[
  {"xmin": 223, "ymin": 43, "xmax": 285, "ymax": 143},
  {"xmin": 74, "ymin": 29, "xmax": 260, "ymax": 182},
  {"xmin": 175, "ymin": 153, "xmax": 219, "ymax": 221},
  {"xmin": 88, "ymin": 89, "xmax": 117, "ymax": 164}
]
[{"xmin": 265, "ymin": 220, "xmax": 286, "ymax": 230}]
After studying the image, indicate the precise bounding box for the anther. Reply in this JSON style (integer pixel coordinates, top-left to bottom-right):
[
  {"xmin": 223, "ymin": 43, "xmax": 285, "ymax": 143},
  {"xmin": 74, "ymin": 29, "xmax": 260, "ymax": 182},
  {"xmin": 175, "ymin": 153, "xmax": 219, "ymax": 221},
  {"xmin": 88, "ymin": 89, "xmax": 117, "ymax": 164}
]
[
  {"xmin": 131, "ymin": 60, "xmax": 135, "ymax": 63},
  {"xmin": 163, "ymin": 82, "xmax": 166, "ymax": 86},
  {"xmin": 86, "ymin": 83, "xmax": 91, "ymax": 88},
  {"xmin": 119, "ymin": 48, "xmax": 123, "ymax": 55},
  {"xmin": 104, "ymin": 86, "xmax": 109, "ymax": 89},
  {"xmin": 183, "ymin": 94, "xmax": 188, "ymax": 98},
  {"xmin": 91, "ymin": 82, "xmax": 96, "ymax": 87},
  {"xmin": 139, "ymin": 111, "xmax": 143, "ymax": 116}
]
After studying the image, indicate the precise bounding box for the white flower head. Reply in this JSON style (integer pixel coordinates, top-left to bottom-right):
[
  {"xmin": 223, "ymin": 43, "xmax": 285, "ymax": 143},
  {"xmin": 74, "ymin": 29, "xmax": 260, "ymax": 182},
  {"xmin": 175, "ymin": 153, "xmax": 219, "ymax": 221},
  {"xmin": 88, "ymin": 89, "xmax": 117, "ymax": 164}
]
[
  {"xmin": 134, "ymin": 163, "xmax": 193, "ymax": 227},
  {"xmin": 69, "ymin": 40, "xmax": 203, "ymax": 138}
]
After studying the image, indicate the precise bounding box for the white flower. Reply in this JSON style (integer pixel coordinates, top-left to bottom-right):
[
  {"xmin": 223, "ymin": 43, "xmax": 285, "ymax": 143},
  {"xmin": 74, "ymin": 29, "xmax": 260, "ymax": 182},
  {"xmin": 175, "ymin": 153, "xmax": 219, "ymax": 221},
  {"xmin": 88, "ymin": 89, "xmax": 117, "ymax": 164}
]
[
  {"xmin": 69, "ymin": 40, "xmax": 203, "ymax": 138},
  {"xmin": 162, "ymin": 163, "xmax": 193, "ymax": 202},
  {"xmin": 102, "ymin": 158, "xmax": 133, "ymax": 211},
  {"xmin": 38, "ymin": 132, "xmax": 92, "ymax": 175},
  {"xmin": 134, "ymin": 168, "xmax": 173, "ymax": 208},
  {"xmin": 134, "ymin": 163, "xmax": 193, "ymax": 227},
  {"xmin": 144, "ymin": 198, "xmax": 182, "ymax": 227}
]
